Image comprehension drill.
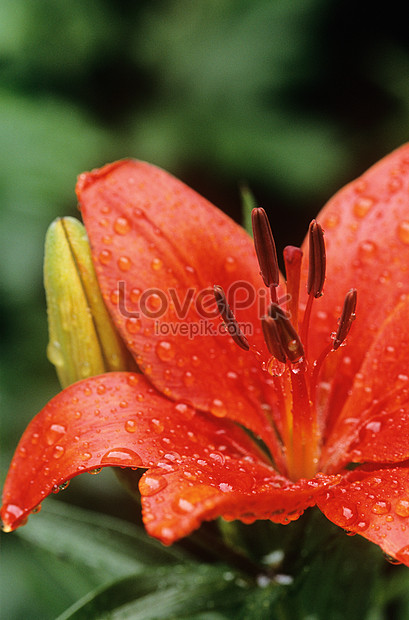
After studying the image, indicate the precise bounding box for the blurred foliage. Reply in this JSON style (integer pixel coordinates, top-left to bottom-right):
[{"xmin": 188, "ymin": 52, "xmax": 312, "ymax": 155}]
[{"xmin": 1, "ymin": 0, "xmax": 409, "ymax": 617}]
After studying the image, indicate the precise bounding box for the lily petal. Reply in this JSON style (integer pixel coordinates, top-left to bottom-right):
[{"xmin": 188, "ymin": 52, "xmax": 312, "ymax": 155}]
[
  {"xmin": 77, "ymin": 160, "xmax": 282, "ymax": 456},
  {"xmin": 317, "ymin": 462, "xmax": 409, "ymax": 566},
  {"xmin": 322, "ymin": 295, "xmax": 409, "ymax": 470},
  {"xmin": 301, "ymin": 144, "xmax": 409, "ymax": 427},
  {"xmin": 0, "ymin": 372, "xmax": 339, "ymax": 540}
]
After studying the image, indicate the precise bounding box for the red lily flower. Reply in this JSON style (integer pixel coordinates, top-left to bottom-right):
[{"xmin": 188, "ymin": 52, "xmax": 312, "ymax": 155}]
[{"xmin": 3, "ymin": 145, "xmax": 409, "ymax": 566}]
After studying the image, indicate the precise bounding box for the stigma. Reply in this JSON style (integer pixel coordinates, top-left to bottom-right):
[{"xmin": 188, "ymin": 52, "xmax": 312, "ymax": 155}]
[{"xmin": 214, "ymin": 207, "xmax": 357, "ymax": 481}]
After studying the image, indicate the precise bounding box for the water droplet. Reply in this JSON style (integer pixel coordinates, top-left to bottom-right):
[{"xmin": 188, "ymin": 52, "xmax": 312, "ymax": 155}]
[
  {"xmin": 156, "ymin": 341, "xmax": 175, "ymax": 362},
  {"xmin": 119, "ymin": 400, "xmax": 128, "ymax": 408},
  {"xmin": 353, "ymin": 196, "xmax": 374, "ymax": 218},
  {"xmin": 114, "ymin": 216, "xmax": 131, "ymax": 235},
  {"xmin": 398, "ymin": 220, "xmax": 409, "ymax": 245},
  {"xmin": 139, "ymin": 473, "xmax": 168, "ymax": 496},
  {"xmin": 145, "ymin": 293, "xmax": 163, "ymax": 312},
  {"xmin": 126, "ymin": 317, "xmax": 141, "ymax": 334},
  {"xmin": 88, "ymin": 467, "xmax": 102, "ymax": 475},
  {"xmin": 174, "ymin": 402, "xmax": 195, "ymax": 418},
  {"xmin": 224, "ymin": 256, "xmax": 237, "ymax": 272},
  {"xmin": 388, "ymin": 176, "xmax": 402, "ymax": 193},
  {"xmin": 372, "ymin": 500, "xmax": 391, "ymax": 515},
  {"xmin": 118, "ymin": 256, "xmax": 132, "ymax": 271},
  {"xmin": 101, "ymin": 448, "xmax": 142, "ymax": 467},
  {"xmin": 329, "ymin": 498, "xmax": 358, "ymax": 527},
  {"xmin": 323, "ymin": 212, "xmax": 340, "ymax": 229},
  {"xmin": 151, "ymin": 257, "xmax": 163, "ymax": 271},
  {"xmin": 211, "ymin": 398, "xmax": 227, "ymax": 417},
  {"xmin": 191, "ymin": 355, "xmax": 200, "ymax": 367},
  {"xmin": 127, "ymin": 374, "xmax": 140, "ymax": 387},
  {"xmin": 395, "ymin": 499, "xmax": 409, "ymax": 518},
  {"xmin": 358, "ymin": 240, "xmax": 377, "ymax": 261},
  {"xmin": 383, "ymin": 553, "xmax": 402, "ymax": 565},
  {"xmin": 396, "ymin": 544, "xmax": 409, "ymax": 564},
  {"xmin": 130, "ymin": 288, "xmax": 142, "ymax": 303},
  {"xmin": 150, "ymin": 418, "xmax": 164, "ymax": 434},
  {"xmin": 183, "ymin": 371, "xmax": 194, "ymax": 387},
  {"xmin": 102, "ymin": 235, "xmax": 112, "ymax": 245},
  {"xmin": 2, "ymin": 504, "xmax": 24, "ymax": 527},
  {"xmin": 125, "ymin": 419, "xmax": 137, "ymax": 433},
  {"xmin": 47, "ymin": 341, "xmax": 64, "ymax": 368},
  {"xmin": 173, "ymin": 496, "xmax": 195, "ymax": 513},
  {"xmin": 110, "ymin": 289, "xmax": 119, "ymax": 304},
  {"xmin": 99, "ymin": 249, "xmax": 112, "ymax": 265},
  {"xmin": 46, "ymin": 424, "xmax": 66, "ymax": 446},
  {"xmin": 52, "ymin": 480, "xmax": 70, "ymax": 493},
  {"xmin": 97, "ymin": 384, "xmax": 106, "ymax": 395},
  {"xmin": 53, "ymin": 445, "xmax": 65, "ymax": 459}
]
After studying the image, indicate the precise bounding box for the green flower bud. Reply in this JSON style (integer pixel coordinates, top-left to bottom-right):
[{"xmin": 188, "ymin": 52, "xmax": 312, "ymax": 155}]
[{"xmin": 44, "ymin": 217, "xmax": 134, "ymax": 388}]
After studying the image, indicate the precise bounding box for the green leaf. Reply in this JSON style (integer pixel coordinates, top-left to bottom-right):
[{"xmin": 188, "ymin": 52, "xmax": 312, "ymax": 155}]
[
  {"xmin": 16, "ymin": 499, "xmax": 187, "ymax": 581},
  {"xmin": 56, "ymin": 565, "xmax": 249, "ymax": 620}
]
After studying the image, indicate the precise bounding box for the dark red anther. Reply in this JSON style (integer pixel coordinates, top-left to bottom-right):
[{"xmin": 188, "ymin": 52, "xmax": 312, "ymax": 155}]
[
  {"xmin": 251, "ymin": 208, "xmax": 280, "ymax": 288},
  {"xmin": 213, "ymin": 285, "xmax": 250, "ymax": 351},
  {"xmin": 307, "ymin": 220, "xmax": 326, "ymax": 298},
  {"xmin": 333, "ymin": 288, "xmax": 357, "ymax": 350},
  {"xmin": 261, "ymin": 315, "xmax": 287, "ymax": 363},
  {"xmin": 263, "ymin": 304, "xmax": 304, "ymax": 363}
]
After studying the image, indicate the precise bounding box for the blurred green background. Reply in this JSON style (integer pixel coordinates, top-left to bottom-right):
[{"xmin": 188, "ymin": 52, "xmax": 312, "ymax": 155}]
[{"xmin": 1, "ymin": 1, "xmax": 409, "ymax": 618}]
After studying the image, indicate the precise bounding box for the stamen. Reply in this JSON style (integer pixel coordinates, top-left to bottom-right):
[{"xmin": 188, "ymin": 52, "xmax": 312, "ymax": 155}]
[
  {"xmin": 251, "ymin": 208, "xmax": 279, "ymax": 299},
  {"xmin": 307, "ymin": 220, "xmax": 326, "ymax": 298},
  {"xmin": 333, "ymin": 288, "xmax": 357, "ymax": 350},
  {"xmin": 213, "ymin": 285, "xmax": 250, "ymax": 351},
  {"xmin": 261, "ymin": 316, "xmax": 287, "ymax": 363},
  {"xmin": 265, "ymin": 304, "xmax": 304, "ymax": 363}
]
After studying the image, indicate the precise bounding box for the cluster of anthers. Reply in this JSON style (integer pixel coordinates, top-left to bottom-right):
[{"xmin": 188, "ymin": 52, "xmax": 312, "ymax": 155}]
[{"xmin": 213, "ymin": 208, "xmax": 357, "ymax": 482}]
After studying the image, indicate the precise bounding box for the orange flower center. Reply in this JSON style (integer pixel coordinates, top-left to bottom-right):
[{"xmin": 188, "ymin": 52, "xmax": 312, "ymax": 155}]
[{"xmin": 215, "ymin": 209, "xmax": 357, "ymax": 482}]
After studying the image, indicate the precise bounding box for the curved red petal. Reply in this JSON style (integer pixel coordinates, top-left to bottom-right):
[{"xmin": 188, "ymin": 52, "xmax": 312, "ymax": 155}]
[
  {"xmin": 300, "ymin": 144, "xmax": 409, "ymax": 428},
  {"xmin": 317, "ymin": 463, "xmax": 409, "ymax": 566},
  {"xmin": 1, "ymin": 372, "xmax": 339, "ymax": 542},
  {"xmin": 323, "ymin": 296, "xmax": 409, "ymax": 470},
  {"xmin": 77, "ymin": 160, "xmax": 282, "ymax": 457}
]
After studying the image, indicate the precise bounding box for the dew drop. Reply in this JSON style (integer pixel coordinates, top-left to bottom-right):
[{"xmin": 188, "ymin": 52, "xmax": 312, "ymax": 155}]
[
  {"xmin": 156, "ymin": 341, "xmax": 175, "ymax": 362},
  {"xmin": 52, "ymin": 480, "xmax": 70, "ymax": 493},
  {"xmin": 88, "ymin": 467, "xmax": 102, "ymax": 475},
  {"xmin": 53, "ymin": 445, "xmax": 65, "ymax": 459},
  {"xmin": 46, "ymin": 423, "xmax": 67, "ymax": 446},
  {"xmin": 118, "ymin": 256, "xmax": 132, "ymax": 271},
  {"xmin": 97, "ymin": 384, "xmax": 106, "ymax": 395},
  {"xmin": 150, "ymin": 418, "xmax": 164, "ymax": 434},
  {"xmin": 396, "ymin": 544, "xmax": 409, "ymax": 564},
  {"xmin": 140, "ymin": 473, "xmax": 168, "ymax": 496},
  {"xmin": 398, "ymin": 220, "xmax": 409, "ymax": 245},
  {"xmin": 211, "ymin": 398, "xmax": 227, "ymax": 417},
  {"xmin": 323, "ymin": 212, "xmax": 340, "ymax": 229},
  {"xmin": 151, "ymin": 257, "xmax": 163, "ymax": 271},
  {"xmin": 47, "ymin": 341, "xmax": 64, "ymax": 368},
  {"xmin": 114, "ymin": 216, "xmax": 131, "ymax": 235},
  {"xmin": 2, "ymin": 504, "xmax": 24, "ymax": 525},
  {"xmin": 126, "ymin": 317, "xmax": 141, "ymax": 334},
  {"xmin": 358, "ymin": 240, "xmax": 377, "ymax": 261},
  {"xmin": 183, "ymin": 371, "xmax": 194, "ymax": 387},
  {"xmin": 191, "ymin": 355, "xmax": 200, "ymax": 367},
  {"xmin": 127, "ymin": 373, "xmax": 140, "ymax": 387},
  {"xmin": 174, "ymin": 402, "xmax": 195, "ymax": 418},
  {"xmin": 130, "ymin": 288, "xmax": 142, "ymax": 303},
  {"xmin": 101, "ymin": 448, "xmax": 142, "ymax": 467},
  {"xmin": 224, "ymin": 256, "xmax": 237, "ymax": 272},
  {"xmin": 353, "ymin": 196, "xmax": 374, "ymax": 218},
  {"xmin": 125, "ymin": 419, "xmax": 137, "ymax": 433},
  {"xmin": 395, "ymin": 499, "xmax": 409, "ymax": 518},
  {"xmin": 145, "ymin": 293, "xmax": 163, "ymax": 312},
  {"xmin": 173, "ymin": 497, "xmax": 195, "ymax": 514},
  {"xmin": 372, "ymin": 500, "xmax": 391, "ymax": 515},
  {"xmin": 99, "ymin": 249, "xmax": 112, "ymax": 265}
]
